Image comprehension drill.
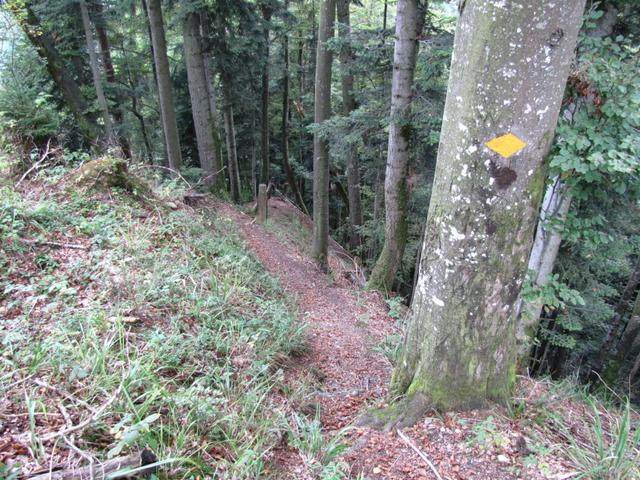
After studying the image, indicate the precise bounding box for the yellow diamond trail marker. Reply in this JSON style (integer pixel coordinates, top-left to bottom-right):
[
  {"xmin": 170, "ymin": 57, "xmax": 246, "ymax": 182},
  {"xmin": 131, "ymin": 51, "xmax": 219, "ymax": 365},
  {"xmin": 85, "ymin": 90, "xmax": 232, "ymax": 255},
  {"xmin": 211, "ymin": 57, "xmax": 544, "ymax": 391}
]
[{"xmin": 485, "ymin": 132, "xmax": 527, "ymax": 158}]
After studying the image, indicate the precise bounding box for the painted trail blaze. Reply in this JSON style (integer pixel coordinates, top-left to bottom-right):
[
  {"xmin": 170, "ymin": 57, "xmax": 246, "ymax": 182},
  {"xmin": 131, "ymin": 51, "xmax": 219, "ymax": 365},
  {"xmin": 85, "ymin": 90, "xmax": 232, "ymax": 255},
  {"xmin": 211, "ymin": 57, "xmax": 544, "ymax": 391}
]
[{"xmin": 485, "ymin": 133, "xmax": 527, "ymax": 158}]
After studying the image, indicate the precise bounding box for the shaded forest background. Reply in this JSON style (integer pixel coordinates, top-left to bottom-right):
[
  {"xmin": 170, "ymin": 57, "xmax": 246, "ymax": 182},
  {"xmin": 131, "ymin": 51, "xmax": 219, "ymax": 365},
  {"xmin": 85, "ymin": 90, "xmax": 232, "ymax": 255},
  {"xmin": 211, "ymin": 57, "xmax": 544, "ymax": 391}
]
[{"xmin": 0, "ymin": 0, "xmax": 639, "ymax": 399}]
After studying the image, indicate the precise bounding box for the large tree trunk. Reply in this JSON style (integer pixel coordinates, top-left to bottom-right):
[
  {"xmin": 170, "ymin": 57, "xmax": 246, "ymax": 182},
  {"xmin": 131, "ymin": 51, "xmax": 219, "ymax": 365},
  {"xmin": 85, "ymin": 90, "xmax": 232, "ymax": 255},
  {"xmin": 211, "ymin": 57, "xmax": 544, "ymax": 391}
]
[
  {"xmin": 368, "ymin": 0, "xmax": 424, "ymax": 291},
  {"xmin": 145, "ymin": 0, "xmax": 182, "ymax": 171},
  {"xmin": 516, "ymin": 176, "xmax": 573, "ymax": 355},
  {"xmin": 222, "ymin": 78, "xmax": 241, "ymax": 202},
  {"xmin": 260, "ymin": 5, "xmax": 272, "ymax": 184},
  {"xmin": 390, "ymin": 0, "xmax": 586, "ymax": 413},
  {"xmin": 7, "ymin": 2, "xmax": 100, "ymax": 144},
  {"xmin": 312, "ymin": 0, "xmax": 336, "ymax": 270},
  {"xmin": 183, "ymin": 12, "xmax": 223, "ymax": 188},
  {"xmin": 79, "ymin": 0, "xmax": 113, "ymax": 146},
  {"xmin": 92, "ymin": 0, "xmax": 131, "ymax": 158},
  {"xmin": 337, "ymin": 0, "xmax": 363, "ymax": 249}
]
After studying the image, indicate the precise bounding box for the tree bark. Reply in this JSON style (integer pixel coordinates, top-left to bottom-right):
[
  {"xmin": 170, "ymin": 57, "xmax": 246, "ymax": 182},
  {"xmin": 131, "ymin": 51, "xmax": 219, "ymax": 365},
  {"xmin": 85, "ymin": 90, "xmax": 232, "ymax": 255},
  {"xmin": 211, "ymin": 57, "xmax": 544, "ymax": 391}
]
[
  {"xmin": 222, "ymin": 77, "xmax": 241, "ymax": 202},
  {"xmin": 337, "ymin": 0, "xmax": 363, "ymax": 249},
  {"xmin": 145, "ymin": 0, "xmax": 182, "ymax": 171},
  {"xmin": 312, "ymin": 0, "xmax": 336, "ymax": 270},
  {"xmin": 282, "ymin": 0, "xmax": 308, "ymax": 213},
  {"xmin": 391, "ymin": 0, "xmax": 586, "ymax": 413},
  {"xmin": 183, "ymin": 11, "xmax": 223, "ymax": 188},
  {"xmin": 368, "ymin": 0, "xmax": 423, "ymax": 291},
  {"xmin": 7, "ymin": 2, "xmax": 100, "ymax": 144},
  {"xmin": 260, "ymin": 5, "xmax": 272, "ymax": 184},
  {"xmin": 79, "ymin": 0, "xmax": 113, "ymax": 146}
]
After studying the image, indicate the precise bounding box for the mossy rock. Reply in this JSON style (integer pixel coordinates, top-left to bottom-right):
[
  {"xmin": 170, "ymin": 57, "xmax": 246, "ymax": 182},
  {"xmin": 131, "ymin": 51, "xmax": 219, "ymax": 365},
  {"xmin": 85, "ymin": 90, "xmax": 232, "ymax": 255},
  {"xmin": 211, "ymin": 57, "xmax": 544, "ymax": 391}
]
[{"xmin": 69, "ymin": 157, "xmax": 151, "ymax": 198}]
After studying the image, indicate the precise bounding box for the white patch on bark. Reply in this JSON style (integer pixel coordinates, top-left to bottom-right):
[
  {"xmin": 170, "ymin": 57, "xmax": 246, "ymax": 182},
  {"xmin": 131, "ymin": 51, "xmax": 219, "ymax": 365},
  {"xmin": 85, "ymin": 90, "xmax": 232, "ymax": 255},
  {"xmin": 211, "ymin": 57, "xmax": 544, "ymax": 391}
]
[
  {"xmin": 432, "ymin": 296, "xmax": 445, "ymax": 307},
  {"xmin": 450, "ymin": 226, "xmax": 466, "ymax": 241}
]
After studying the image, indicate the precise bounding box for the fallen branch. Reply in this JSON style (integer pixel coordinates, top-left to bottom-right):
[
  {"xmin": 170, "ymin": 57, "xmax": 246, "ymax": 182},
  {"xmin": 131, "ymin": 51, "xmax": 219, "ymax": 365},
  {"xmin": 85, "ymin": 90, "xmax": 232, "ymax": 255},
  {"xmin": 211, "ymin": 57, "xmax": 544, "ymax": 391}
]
[
  {"xmin": 16, "ymin": 138, "xmax": 53, "ymax": 187},
  {"xmin": 397, "ymin": 429, "xmax": 443, "ymax": 480},
  {"xmin": 134, "ymin": 164, "xmax": 192, "ymax": 189},
  {"xmin": 27, "ymin": 453, "xmax": 141, "ymax": 480},
  {"xmin": 21, "ymin": 239, "xmax": 88, "ymax": 250},
  {"xmin": 18, "ymin": 383, "xmax": 122, "ymax": 443}
]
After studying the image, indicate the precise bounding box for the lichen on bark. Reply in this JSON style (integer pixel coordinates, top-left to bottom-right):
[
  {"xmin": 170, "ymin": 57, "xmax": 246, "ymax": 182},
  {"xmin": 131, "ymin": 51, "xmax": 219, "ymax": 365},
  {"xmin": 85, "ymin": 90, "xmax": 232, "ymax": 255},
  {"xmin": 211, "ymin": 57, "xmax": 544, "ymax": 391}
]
[{"xmin": 387, "ymin": 0, "xmax": 587, "ymax": 416}]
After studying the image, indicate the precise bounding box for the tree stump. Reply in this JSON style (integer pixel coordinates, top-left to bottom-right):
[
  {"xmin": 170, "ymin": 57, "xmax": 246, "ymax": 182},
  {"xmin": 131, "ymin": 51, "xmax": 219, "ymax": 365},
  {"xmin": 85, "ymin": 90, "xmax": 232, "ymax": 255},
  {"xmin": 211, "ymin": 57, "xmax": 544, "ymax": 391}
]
[{"xmin": 257, "ymin": 183, "xmax": 268, "ymax": 223}]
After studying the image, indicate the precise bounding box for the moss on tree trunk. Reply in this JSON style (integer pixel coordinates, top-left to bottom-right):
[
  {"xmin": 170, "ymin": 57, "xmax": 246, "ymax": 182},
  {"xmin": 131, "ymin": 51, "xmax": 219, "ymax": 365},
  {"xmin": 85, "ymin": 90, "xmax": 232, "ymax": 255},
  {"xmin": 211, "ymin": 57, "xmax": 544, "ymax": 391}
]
[{"xmin": 389, "ymin": 0, "xmax": 586, "ymax": 414}]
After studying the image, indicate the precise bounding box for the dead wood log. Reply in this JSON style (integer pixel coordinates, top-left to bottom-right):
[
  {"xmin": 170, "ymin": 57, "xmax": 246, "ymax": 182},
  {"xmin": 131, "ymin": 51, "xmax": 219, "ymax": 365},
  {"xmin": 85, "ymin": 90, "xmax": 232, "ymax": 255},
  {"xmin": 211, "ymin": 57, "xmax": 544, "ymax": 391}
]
[{"xmin": 27, "ymin": 452, "xmax": 144, "ymax": 480}]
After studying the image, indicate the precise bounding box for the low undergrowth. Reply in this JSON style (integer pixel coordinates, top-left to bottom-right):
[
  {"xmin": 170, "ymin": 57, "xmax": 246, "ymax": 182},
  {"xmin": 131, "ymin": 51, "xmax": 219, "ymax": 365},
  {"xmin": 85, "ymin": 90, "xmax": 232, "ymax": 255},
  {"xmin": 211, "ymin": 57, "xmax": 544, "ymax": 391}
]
[
  {"xmin": 506, "ymin": 377, "xmax": 640, "ymax": 479},
  {"xmin": 0, "ymin": 163, "xmax": 323, "ymax": 478}
]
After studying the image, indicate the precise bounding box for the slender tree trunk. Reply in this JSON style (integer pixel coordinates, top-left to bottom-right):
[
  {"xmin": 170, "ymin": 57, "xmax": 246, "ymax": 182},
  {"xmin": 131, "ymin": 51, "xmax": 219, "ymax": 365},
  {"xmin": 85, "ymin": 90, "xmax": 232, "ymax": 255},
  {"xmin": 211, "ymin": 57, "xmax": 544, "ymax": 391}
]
[
  {"xmin": 130, "ymin": 96, "xmax": 154, "ymax": 164},
  {"xmin": 383, "ymin": 0, "xmax": 388, "ymax": 33},
  {"xmin": 516, "ymin": 177, "xmax": 573, "ymax": 355},
  {"xmin": 7, "ymin": 2, "xmax": 100, "ymax": 144},
  {"xmin": 251, "ymin": 111, "xmax": 257, "ymax": 199},
  {"xmin": 79, "ymin": 0, "xmax": 113, "ymax": 146},
  {"xmin": 200, "ymin": 14, "xmax": 225, "ymax": 190},
  {"xmin": 312, "ymin": 0, "xmax": 336, "ymax": 270},
  {"xmin": 604, "ymin": 291, "xmax": 640, "ymax": 385},
  {"xmin": 222, "ymin": 78, "xmax": 241, "ymax": 202},
  {"xmin": 368, "ymin": 0, "xmax": 424, "ymax": 291},
  {"xmin": 145, "ymin": 0, "xmax": 182, "ymax": 171},
  {"xmin": 260, "ymin": 5, "xmax": 272, "ymax": 184},
  {"xmin": 592, "ymin": 258, "xmax": 640, "ymax": 378},
  {"xmin": 282, "ymin": 0, "xmax": 308, "ymax": 213},
  {"xmin": 183, "ymin": 11, "xmax": 222, "ymax": 188},
  {"xmin": 389, "ymin": 0, "xmax": 586, "ymax": 414},
  {"xmin": 69, "ymin": 11, "xmax": 91, "ymax": 88},
  {"xmin": 93, "ymin": 0, "xmax": 132, "ymax": 158},
  {"xmin": 337, "ymin": 0, "xmax": 363, "ymax": 249}
]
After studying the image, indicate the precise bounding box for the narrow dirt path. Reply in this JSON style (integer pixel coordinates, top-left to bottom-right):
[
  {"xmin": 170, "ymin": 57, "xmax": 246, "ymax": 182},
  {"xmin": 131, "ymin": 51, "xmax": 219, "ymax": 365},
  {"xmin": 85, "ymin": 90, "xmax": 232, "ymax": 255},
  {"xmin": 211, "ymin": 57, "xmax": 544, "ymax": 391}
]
[
  {"xmin": 220, "ymin": 200, "xmax": 395, "ymax": 461},
  {"xmin": 219, "ymin": 199, "xmax": 541, "ymax": 480}
]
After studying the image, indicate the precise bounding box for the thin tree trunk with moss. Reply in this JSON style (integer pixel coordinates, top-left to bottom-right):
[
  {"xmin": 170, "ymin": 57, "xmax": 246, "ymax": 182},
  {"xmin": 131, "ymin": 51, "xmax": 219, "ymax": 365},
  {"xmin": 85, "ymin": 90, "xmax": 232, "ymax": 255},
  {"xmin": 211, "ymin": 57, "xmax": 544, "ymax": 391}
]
[
  {"xmin": 368, "ymin": 0, "xmax": 424, "ymax": 291},
  {"xmin": 282, "ymin": 0, "xmax": 308, "ymax": 213},
  {"xmin": 183, "ymin": 12, "xmax": 223, "ymax": 188},
  {"xmin": 312, "ymin": 0, "xmax": 335, "ymax": 270},
  {"xmin": 592, "ymin": 258, "xmax": 640, "ymax": 379},
  {"xmin": 7, "ymin": 2, "xmax": 100, "ymax": 144},
  {"xmin": 603, "ymin": 291, "xmax": 640, "ymax": 385},
  {"xmin": 260, "ymin": 5, "xmax": 272, "ymax": 184},
  {"xmin": 80, "ymin": 0, "xmax": 113, "ymax": 146},
  {"xmin": 201, "ymin": 13, "xmax": 225, "ymax": 190},
  {"xmin": 145, "ymin": 0, "xmax": 182, "ymax": 171},
  {"xmin": 251, "ymin": 110, "xmax": 257, "ymax": 198},
  {"xmin": 516, "ymin": 176, "xmax": 573, "ymax": 355},
  {"xmin": 222, "ymin": 77, "xmax": 241, "ymax": 202},
  {"xmin": 337, "ymin": 0, "xmax": 363, "ymax": 249},
  {"xmin": 93, "ymin": 0, "xmax": 131, "ymax": 158},
  {"xmin": 388, "ymin": 0, "xmax": 586, "ymax": 416}
]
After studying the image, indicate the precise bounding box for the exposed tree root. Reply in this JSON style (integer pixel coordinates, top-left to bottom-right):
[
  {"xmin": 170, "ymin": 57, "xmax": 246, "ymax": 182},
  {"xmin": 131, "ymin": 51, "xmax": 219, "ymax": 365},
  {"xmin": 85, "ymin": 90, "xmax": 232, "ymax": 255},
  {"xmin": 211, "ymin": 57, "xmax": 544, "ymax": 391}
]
[{"xmin": 357, "ymin": 393, "xmax": 432, "ymax": 431}]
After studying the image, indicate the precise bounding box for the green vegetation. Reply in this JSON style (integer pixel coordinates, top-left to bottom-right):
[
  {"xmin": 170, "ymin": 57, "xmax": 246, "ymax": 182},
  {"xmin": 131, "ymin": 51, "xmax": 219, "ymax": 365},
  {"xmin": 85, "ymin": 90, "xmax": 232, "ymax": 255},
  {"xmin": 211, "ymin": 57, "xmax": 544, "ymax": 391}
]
[{"xmin": 0, "ymin": 167, "xmax": 319, "ymax": 478}]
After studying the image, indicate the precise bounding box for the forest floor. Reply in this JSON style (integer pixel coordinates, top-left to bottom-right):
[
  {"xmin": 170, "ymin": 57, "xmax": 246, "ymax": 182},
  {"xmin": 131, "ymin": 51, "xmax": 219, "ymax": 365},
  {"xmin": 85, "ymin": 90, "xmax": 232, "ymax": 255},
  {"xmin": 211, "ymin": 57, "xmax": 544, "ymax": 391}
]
[
  {"xmin": 1, "ymin": 159, "xmax": 638, "ymax": 479},
  {"xmin": 222, "ymin": 196, "xmax": 627, "ymax": 480}
]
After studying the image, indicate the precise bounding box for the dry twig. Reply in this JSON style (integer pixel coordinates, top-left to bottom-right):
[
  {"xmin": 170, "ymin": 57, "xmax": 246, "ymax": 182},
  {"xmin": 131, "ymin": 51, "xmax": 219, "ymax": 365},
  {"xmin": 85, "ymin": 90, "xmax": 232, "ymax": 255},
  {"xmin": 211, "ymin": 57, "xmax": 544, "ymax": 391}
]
[{"xmin": 397, "ymin": 429, "xmax": 444, "ymax": 480}]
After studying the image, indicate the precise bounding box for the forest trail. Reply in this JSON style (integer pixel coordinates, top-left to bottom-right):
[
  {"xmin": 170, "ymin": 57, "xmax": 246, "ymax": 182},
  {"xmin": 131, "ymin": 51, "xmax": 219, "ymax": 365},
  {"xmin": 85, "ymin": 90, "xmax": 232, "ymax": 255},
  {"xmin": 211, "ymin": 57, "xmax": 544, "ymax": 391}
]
[
  {"xmin": 220, "ymin": 198, "xmax": 395, "ymax": 476},
  {"xmin": 219, "ymin": 197, "xmax": 542, "ymax": 480}
]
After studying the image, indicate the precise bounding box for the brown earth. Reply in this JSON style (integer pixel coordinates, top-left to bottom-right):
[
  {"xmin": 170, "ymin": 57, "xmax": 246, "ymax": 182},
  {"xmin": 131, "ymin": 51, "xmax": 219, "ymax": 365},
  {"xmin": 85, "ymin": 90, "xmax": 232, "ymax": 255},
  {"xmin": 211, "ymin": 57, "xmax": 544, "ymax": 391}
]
[{"xmin": 222, "ymin": 197, "xmax": 562, "ymax": 480}]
